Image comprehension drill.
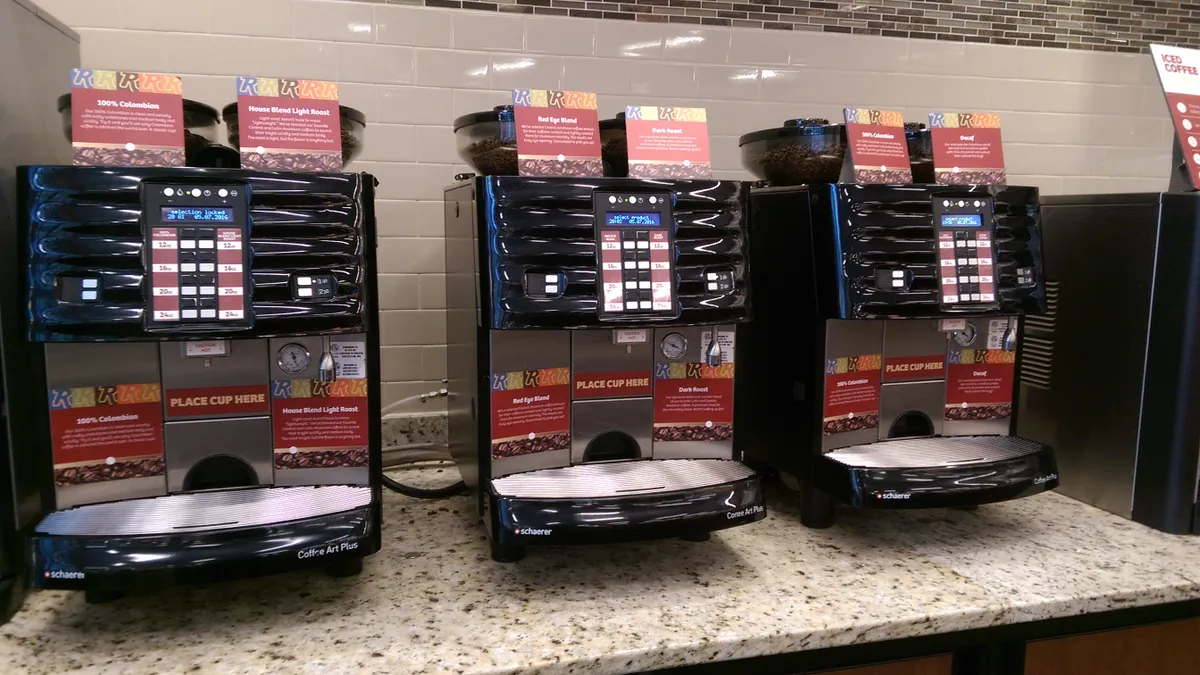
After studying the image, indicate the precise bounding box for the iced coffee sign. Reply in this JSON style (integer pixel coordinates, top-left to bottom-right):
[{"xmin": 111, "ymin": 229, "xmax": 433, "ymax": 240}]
[
  {"xmin": 70, "ymin": 69, "xmax": 184, "ymax": 167},
  {"xmin": 236, "ymin": 76, "xmax": 341, "ymax": 172},
  {"xmin": 624, "ymin": 106, "xmax": 712, "ymax": 179},
  {"xmin": 843, "ymin": 108, "xmax": 912, "ymax": 184},
  {"xmin": 1151, "ymin": 44, "xmax": 1200, "ymax": 190},
  {"xmin": 512, "ymin": 89, "xmax": 602, "ymax": 177},
  {"xmin": 929, "ymin": 112, "xmax": 1007, "ymax": 186}
]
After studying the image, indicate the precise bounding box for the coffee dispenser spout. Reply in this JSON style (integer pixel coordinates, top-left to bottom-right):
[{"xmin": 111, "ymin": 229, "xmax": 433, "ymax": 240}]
[
  {"xmin": 318, "ymin": 336, "xmax": 336, "ymax": 383},
  {"xmin": 1002, "ymin": 317, "xmax": 1017, "ymax": 352},
  {"xmin": 705, "ymin": 333, "xmax": 722, "ymax": 367}
]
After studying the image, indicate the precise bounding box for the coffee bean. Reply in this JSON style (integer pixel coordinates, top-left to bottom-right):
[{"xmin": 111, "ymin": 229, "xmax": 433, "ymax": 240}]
[
  {"xmin": 54, "ymin": 457, "xmax": 166, "ymax": 486},
  {"xmin": 491, "ymin": 432, "xmax": 571, "ymax": 458},
  {"xmin": 601, "ymin": 136, "xmax": 628, "ymax": 177},
  {"xmin": 822, "ymin": 412, "xmax": 880, "ymax": 436},
  {"xmin": 464, "ymin": 137, "xmax": 519, "ymax": 176},
  {"xmin": 517, "ymin": 158, "xmax": 603, "ymax": 177},
  {"xmin": 652, "ymin": 424, "xmax": 732, "ymax": 442},
  {"xmin": 73, "ymin": 146, "xmax": 185, "ymax": 167},
  {"xmin": 747, "ymin": 143, "xmax": 844, "ymax": 186},
  {"xmin": 276, "ymin": 447, "xmax": 368, "ymax": 469},
  {"xmin": 945, "ymin": 404, "xmax": 1011, "ymax": 421}
]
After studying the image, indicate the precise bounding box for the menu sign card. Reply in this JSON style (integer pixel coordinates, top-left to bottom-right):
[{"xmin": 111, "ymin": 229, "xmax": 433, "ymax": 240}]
[
  {"xmin": 843, "ymin": 108, "xmax": 911, "ymax": 184},
  {"xmin": 1151, "ymin": 44, "xmax": 1200, "ymax": 190},
  {"xmin": 512, "ymin": 89, "xmax": 602, "ymax": 176},
  {"xmin": 236, "ymin": 76, "xmax": 341, "ymax": 172},
  {"xmin": 70, "ymin": 69, "xmax": 184, "ymax": 167},
  {"xmin": 624, "ymin": 106, "xmax": 712, "ymax": 178},
  {"xmin": 929, "ymin": 112, "xmax": 1006, "ymax": 185}
]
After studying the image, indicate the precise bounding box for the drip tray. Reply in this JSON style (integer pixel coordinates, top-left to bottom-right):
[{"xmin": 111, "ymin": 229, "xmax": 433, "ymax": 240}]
[
  {"xmin": 35, "ymin": 485, "xmax": 372, "ymax": 537},
  {"xmin": 490, "ymin": 459, "xmax": 755, "ymax": 500},
  {"xmin": 826, "ymin": 435, "xmax": 1047, "ymax": 469}
]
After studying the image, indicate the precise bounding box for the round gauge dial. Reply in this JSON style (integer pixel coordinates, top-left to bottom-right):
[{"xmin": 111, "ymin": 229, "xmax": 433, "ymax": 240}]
[
  {"xmin": 660, "ymin": 332, "xmax": 688, "ymax": 360},
  {"xmin": 277, "ymin": 343, "xmax": 311, "ymax": 373},
  {"xmin": 952, "ymin": 323, "xmax": 978, "ymax": 347}
]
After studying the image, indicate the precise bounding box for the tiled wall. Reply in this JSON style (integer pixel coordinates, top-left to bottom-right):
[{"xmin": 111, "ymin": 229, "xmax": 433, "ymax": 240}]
[
  {"xmin": 32, "ymin": 0, "xmax": 1173, "ymax": 412},
  {"xmin": 420, "ymin": 0, "xmax": 1200, "ymax": 52}
]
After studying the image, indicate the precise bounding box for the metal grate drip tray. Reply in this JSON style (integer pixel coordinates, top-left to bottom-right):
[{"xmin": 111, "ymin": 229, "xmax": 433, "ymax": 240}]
[
  {"xmin": 491, "ymin": 459, "xmax": 756, "ymax": 500},
  {"xmin": 36, "ymin": 485, "xmax": 372, "ymax": 537},
  {"xmin": 825, "ymin": 436, "xmax": 1046, "ymax": 470}
]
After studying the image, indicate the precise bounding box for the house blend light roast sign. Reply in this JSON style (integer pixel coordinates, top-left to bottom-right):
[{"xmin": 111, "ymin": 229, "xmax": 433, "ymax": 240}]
[
  {"xmin": 1151, "ymin": 44, "xmax": 1200, "ymax": 190},
  {"xmin": 624, "ymin": 106, "xmax": 712, "ymax": 178},
  {"xmin": 512, "ymin": 89, "xmax": 602, "ymax": 177},
  {"xmin": 236, "ymin": 76, "xmax": 342, "ymax": 172},
  {"xmin": 929, "ymin": 112, "xmax": 1007, "ymax": 185},
  {"xmin": 843, "ymin": 108, "xmax": 912, "ymax": 184},
  {"xmin": 69, "ymin": 69, "xmax": 184, "ymax": 167}
]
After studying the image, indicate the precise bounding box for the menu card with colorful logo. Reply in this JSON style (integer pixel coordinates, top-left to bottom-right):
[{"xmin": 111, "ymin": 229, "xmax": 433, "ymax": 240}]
[
  {"xmin": 70, "ymin": 69, "xmax": 184, "ymax": 167},
  {"xmin": 929, "ymin": 112, "xmax": 1007, "ymax": 185},
  {"xmin": 512, "ymin": 89, "xmax": 602, "ymax": 177},
  {"xmin": 624, "ymin": 106, "xmax": 711, "ymax": 179},
  {"xmin": 236, "ymin": 76, "xmax": 341, "ymax": 172},
  {"xmin": 1151, "ymin": 44, "xmax": 1200, "ymax": 190},
  {"xmin": 843, "ymin": 108, "xmax": 912, "ymax": 184}
]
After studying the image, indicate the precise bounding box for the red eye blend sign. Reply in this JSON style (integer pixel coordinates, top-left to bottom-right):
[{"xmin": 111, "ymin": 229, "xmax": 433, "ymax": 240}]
[{"xmin": 882, "ymin": 355, "xmax": 947, "ymax": 382}]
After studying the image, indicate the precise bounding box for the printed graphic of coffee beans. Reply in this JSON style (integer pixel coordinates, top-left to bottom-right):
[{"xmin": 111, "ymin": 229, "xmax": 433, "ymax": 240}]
[
  {"xmin": 945, "ymin": 404, "xmax": 1011, "ymax": 421},
  {"xmin": 73, "ymin": 147, "xmax": 185, "ymax": 168},
  {"xmin": 517, "ymin": 157, "xmax": 603, "ymax": 177},
  {"xmin": 822, "ymin": 412, "xmax": 880, "ymax": 436},
  {"xmin": 492, "ymin": 432, "xmax": 571, "ymax": 458},
  {"xmin": 276, "ymin": 447, "xmax": 368, "ymax": 469},
  {"xmin": 629, "ymin": 162, "xmax": 713, "ymax": 179},
  {"xmin": 937, "ymin": 169, "xmax": 1006, "ymax": 185},
  {"xmin": 54, "ymin": 457, "xmax": 166, "ymax": 486},
  {"xmin": 242, "ymin": 150, "xmax": 342, "ymax": 172},
  {"xmin": 855, "ymin": 168, "xmax": 912, "ymax": 184},
  {"xmin": 652, "ymin": 424, "xmax": 732, "ymax": 442}
]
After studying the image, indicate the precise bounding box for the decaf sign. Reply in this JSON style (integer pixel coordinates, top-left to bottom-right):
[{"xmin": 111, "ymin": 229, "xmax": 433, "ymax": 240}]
[
  {"xmin": 512, "ymin": 89, "xmax": 602, "ymax": 177},
  {"xmin": 929, "ymin": 112, "xmax": 1007, "ymax": 186}
]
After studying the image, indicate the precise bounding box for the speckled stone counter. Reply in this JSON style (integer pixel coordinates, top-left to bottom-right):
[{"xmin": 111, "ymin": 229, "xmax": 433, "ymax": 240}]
[{"xmin": 4, "ymin": 481, "xmax": 1200, "ymax": 675}]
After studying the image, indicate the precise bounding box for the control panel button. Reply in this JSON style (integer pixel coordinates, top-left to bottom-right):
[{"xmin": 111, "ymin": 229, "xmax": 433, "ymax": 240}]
[
  {"xmin": 298, "ymin": 288, "xmax": 313, "ymax": 297},
  {"xmin": 200, "ymin": 309, "xmax": 217, "ymax": 319}
]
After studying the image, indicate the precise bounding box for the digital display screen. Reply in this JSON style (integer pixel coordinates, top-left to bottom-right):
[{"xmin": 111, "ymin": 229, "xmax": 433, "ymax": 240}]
[
  {"xmin": 162, "ymin": 207, "xmax": 234, "ymax": 223},
  {"xmin": 941, "ymin": 214, "xmax": 983, "ymax": 227},
  {"xmin": 606, "ymin": 212, "xmax": 661, "ymax": 226}
]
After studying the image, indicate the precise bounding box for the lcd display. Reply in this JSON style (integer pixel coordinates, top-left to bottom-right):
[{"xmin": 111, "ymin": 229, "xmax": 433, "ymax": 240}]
[
  {"xmin": 941, "ymin": 213, "xmax": 983, "ymax": 227},
  {"xmin": 606, "ymin": 212, "xmax": 661, "ymax": 226},
  {"xmin": 162, "ymin": 207, "xmax": 234, "ymax": 223}
]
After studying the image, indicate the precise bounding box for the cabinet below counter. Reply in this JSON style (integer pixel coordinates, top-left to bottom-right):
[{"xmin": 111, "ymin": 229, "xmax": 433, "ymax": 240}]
[{"xmin": 3, "ymin": 482, "xmax": 1200, "ymax": 675}]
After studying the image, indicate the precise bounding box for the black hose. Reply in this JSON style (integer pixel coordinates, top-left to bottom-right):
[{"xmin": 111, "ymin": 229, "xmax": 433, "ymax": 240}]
[{"xmin": 381, "ymin": 472, "xmax": 466, "ymax": 499}]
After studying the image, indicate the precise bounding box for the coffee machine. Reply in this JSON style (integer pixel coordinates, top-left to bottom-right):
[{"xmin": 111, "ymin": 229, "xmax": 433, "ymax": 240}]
[
  {"xmin": 8, "ymin": 165, "xmax": 381, "ymax": 599},
  {"xmin": 1018, "ymin": 191, "xmax": 1200, "ymax": 534},
  {"xmin": 738, "ymin": 183, "xmax": 1058, "ymax": 527},
  {"xmin": 444, "ymin": 176, "xmax": 765, "ymax": 561}
]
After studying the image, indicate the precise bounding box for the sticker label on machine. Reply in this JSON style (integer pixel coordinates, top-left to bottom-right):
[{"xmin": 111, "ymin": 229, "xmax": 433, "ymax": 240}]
[
  {"xmin": 271, "ymin": 343, "xmax": 369, "ymax": 470},
  {"xmin": 945, "ymin": 347, "xmax": 1015, "ymax": 421},
  {"xmin": 882, "ymin": 354, "xmax": 946, "ymax": 382},
  {"xmin": 149, "ymin": 227, "xmax": 247, "ymax": 322},
  {"xmin": 47, "ymin": 383, "xmax": 164, "ymax": 486},
  {"xmin": 573, "ymin": 370, "xmax": 652, "ymax": 399},
  {"xmin": 490, "ymin": 368, "xmax": 571, "ymax": 459},
  {"xmin": 653, "ymin": 332, "xmax": 735, "ymax": 443},
  {"xmin": 822, "ymin": 353, "xmax": 882, "ymax": 436},
  {"xmin": 165, "ymin": 384, "xmax": 269, "ymax": 418}
]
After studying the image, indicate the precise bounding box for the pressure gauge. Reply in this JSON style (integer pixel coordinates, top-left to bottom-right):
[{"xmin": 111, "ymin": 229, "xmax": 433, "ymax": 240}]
[
  {"xmin": 277, "ymin": 343, "xmax": 311, "ymax": 373},
  {"xmin": 952, "ymin": 322, "xmax": 978, "ymax": 347},
  {"xmin": 660, "ymin": 332, "xmax": 688, "ymax": 360}
]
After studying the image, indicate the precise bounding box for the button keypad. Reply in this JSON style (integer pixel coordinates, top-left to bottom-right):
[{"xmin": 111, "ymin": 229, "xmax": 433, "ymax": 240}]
[{"xmin": 938, "ymin": 229, "xmax": 996, "ymax": 305}]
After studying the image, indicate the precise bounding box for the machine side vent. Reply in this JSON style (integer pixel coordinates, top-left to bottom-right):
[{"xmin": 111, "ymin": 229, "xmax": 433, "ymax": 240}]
[{"xmin": 1019, "ymin": 279, "xmax": 1058, "ymax": 390}]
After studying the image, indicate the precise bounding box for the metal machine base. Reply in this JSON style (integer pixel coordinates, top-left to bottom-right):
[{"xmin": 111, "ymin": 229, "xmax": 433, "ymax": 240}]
[
  {"xmin": 31, "ymin": 486, "xmax": 378, "ymax": 591},
  {"xmin": 809, "ymin": 436, "xmax": 1057, "ymax": 521},
  {"xmin": 486, "ymin": 459, "xmax": 765, "ymax": 562}
]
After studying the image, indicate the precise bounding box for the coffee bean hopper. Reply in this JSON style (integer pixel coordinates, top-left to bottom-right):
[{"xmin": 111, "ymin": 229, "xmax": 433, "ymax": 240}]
[
  {"xmin": 5, "ymin": 166, "xmax": 382, "ymax": 600},
  {"xmin": 445, "ymin": 111, "xmax": 765, "ymax": 561},
  {"xmin": 734, "ymin": 119, "xmax": 1058, "ymax": 527}
]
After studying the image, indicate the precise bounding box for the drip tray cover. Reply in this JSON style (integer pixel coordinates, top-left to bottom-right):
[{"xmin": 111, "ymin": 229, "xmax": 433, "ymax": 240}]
[
  {"xmin": 35, "ymin": 485, "xmax": 372, "ymax": 537},
  {"xmin": 826, "ymin": 435, "xmax": 1046, "ymax": 469},
  {"xmin": 491, "ymin": 459, "xmax": 755, "ymax": 500}
]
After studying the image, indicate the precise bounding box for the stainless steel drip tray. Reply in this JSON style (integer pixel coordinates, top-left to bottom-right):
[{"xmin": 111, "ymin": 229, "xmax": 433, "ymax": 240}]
[
  {"xmin": 490, "ymin": 459, "xmax": 756, "ymax": 500},
  {"xmin": 825, "ymin": 436, "xmax": 1046, "ymax": 470},
  {"xmin": 35, "ymin": 485, "xmax": 372, "ymax": 537}
]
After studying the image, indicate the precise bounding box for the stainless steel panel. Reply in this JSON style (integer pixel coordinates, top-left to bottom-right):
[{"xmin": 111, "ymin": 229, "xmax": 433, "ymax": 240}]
[
  {"xmin": 35, "ymin": 485, "xmax": 371, "ymax": 536},
  {"xmin": 45, "ymin": 342, "xmax": 160, "ymax": 389},
  {"xmin": 161, "ymin": 339, "xmax": 268, "ymax": 419},
  {"xmin": 826, "ymin": 435, "xmax": 1045, "ymax": 469},
  {"xmin": 274, "ymin": 466, "xmax": 368, "ymax": 487},
  {"xmin": 652, "ymin": 325, "xmax": 736, "ymax": 460},
  {"xmin": 882, "ymin": 319, "xmax": 947, "ymax": 362},
  {"xmin": 570, "ymin": 397, "xmax": 653, "ymax": 463},
  {"xmin": 164, "ymin": 416, "xmax": 273, "ymax": 493},
  {"xmin": 490, "ymin": 458, "xmax": 754, "ymax": 499},
  {"xmin": 879, "ymin": 381, "xmax": 946, "ymax": 441},
  {"xmin": 489, "ymin": 330, "xmax": 571, "ymax": 478},
  {"xmin": 268, "ymin": 334, "xmax": 367, "ymax": 382},
  {"xmin": 822, "ymin": 320, "xmax": 884, "ymax": 452},
  {"xmin": 571, "ymin": 330, "xmax": 653, "ymax": 400}
]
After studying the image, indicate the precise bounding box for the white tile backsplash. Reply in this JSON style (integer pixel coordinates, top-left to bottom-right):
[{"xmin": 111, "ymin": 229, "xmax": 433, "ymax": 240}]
[{"xmin": 33, "ymin": 0, "xmax": 1174, "ymax": 407}]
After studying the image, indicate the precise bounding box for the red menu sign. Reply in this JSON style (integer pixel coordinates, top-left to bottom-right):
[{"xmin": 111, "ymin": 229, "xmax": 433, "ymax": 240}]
[
  {"xmin": 843, "ymin": 108, "xmax": 911, "ymax": 184},
  {"xmin": 1152, "ymin": 44, "xmax": 1200, "ymax": 190},
  {"xmin": 944, "ymin": 348, "xmax": 1015, "ymax": 422},
  {"xmin": 653, "ymin": 350, "xmax": 735, "ymax": 443},
  {"xmin": 929, "ymin": 112, "xmax": 1007, "ymax": 185},
  {"xmin": 236, "ymin": 76, "xmax": 341, "ymax": 172},
  {"xmin": 624, "ymin": 106, "xmax": 711, "ymax": 179},
  {"xmin": 70, "ymin": 68, "xmax": 184, "ymax": 167},
  {"xmin": 48, "ymin": 383, "xmax": 165, "ymax": 486},
  {"xmin": 512, "ymin": 89, "xmax": 602, "ymax": 177},
  {"xmin": 489, "ymin": 367, "xmax": 571, "ymax": 459}
]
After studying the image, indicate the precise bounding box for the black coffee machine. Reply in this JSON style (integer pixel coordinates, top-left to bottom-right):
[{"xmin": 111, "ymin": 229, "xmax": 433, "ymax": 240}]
[
  {"xmin": 735, "ymin": 119, "xmax": 1057, "ymax": 526},
  {"xmin": 6, "ymin": 166, "xmax": 381, "ymax": 600},
  {"xmin": 444, "ymin": 174, "xmax": 765, "ymax": 561}
]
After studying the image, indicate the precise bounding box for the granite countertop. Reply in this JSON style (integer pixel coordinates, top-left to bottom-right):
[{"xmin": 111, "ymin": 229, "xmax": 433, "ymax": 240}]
[{"xmin": 4, "ymin": 471, "xmax": 1200, "ymax": 675}]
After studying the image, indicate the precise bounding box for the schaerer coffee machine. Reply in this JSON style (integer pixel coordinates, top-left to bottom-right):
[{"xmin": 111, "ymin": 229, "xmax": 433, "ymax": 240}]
[
  {"xmin": 7, "ymin": 166, "xmax": 381, "ymax": 599},
  {"xmin": 444, "ymin": 175, "xmax": 765, "ymax": 561},
  {"xmin": 737, "ymin": 182, "xmax": 1059, "ymax": 527}
]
